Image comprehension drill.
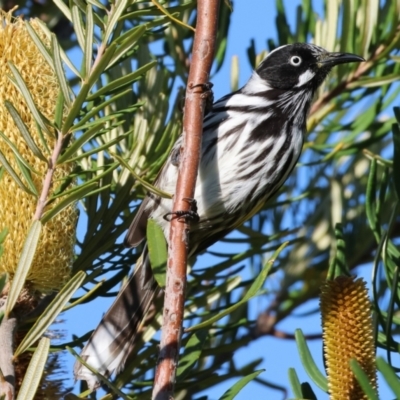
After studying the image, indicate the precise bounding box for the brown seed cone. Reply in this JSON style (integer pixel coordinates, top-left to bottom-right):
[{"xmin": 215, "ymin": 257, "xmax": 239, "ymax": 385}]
[{"xmin": 320, "ymin": 276, "xmax": 377, "ymax": 400}]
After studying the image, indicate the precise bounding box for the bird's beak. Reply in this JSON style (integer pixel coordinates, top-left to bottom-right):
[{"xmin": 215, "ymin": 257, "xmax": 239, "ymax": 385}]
[{"xmin": 318, "ymin": 52, "xmax": 365, "ymax": 67}]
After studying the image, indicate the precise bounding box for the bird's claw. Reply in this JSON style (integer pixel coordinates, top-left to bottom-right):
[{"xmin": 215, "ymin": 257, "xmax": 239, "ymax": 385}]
[{"xmin": 163, "ymin": 198, "xmax": 200, "ymax": 223}]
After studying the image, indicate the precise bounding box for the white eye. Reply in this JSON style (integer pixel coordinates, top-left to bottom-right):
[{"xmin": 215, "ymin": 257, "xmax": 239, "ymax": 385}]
[{"xmin": 290, "ymin": 55, "xmax": 302, "ymax": 66}]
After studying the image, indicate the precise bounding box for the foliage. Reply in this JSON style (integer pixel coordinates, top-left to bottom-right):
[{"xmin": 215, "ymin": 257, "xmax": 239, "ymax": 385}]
[{"xmin": 1, "ymin": 0, "xmax": 400, "ymax": 399}]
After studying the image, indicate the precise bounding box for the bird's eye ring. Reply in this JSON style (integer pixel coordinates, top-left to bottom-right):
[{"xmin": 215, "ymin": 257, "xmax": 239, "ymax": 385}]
[{"xmin": 290, "ymin": 56, "xmax": 302, "ymax": 66}]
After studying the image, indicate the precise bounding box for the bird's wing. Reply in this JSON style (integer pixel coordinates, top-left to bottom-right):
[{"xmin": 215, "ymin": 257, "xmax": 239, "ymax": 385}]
[
  {"xmin": 74, "ymin": 247, "xmax": 160, "ymax": 389},
  {"xmin": 124, "ymin": 196, "xmax": 152, "ymax": 248}
]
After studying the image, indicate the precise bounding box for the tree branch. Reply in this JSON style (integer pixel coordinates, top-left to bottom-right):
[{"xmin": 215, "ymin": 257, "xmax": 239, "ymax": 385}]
[{"xmin": 152, "ymin": 2, "xmax": 220, "ymax": 399}]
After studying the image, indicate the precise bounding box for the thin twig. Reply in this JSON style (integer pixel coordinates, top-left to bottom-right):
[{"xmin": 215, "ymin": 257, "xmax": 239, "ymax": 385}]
[
  {"xmin": 152, "ymin": 2, "xmax": 220, "ymax": 399},
  {"xmin": 33, "ymin": 131, "xmax": 65, "ymax": 220}
]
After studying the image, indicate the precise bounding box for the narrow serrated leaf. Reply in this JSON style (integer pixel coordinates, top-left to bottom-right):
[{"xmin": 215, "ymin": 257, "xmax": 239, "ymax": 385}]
[
  {"xmin": 111, "ymin": 152, "xmax": 172, "ymax": 199},
  {"xmin": 14, "ymin": 271, "xmax": 85, "ymax": 357},
  {"xmin": 72, "ymin": 89, "xmax": 135, "ymax": 130},
  {"xmin": 53, "ymin": 0, "xmax": 72, "ymax": 21},
  {"xmin": 34, "ymin": 19, "xmax": 81, "ymax": 79},
  {"xmin": 87, "ymin": 0, "xmax": 107, "ymax": 10},
  {"xmin": 219, "ymin": 369, "xmax": 265, "ymax": 400},
  {"xmin": 7, "ymin": 62, "xmax": 51, "ymax": 136},
  {"xmin": 87, "ymin": 61, "xmax": 157, "ymax": 100},
  {"xmin": 63, "ymin": 131, "xmax": 130, "ymax": 163},
  {"xmin": 71, "ymin": 4, "xmax": 85, "ymax": 50},
  {"xmin": 107, "ymin": 25, "xmax": 147, "ymax": 69},
  {"xmin": 16, "ymin": 337, "xmax": 50, "ymax": 400},
  {"xmin": 84, "ymin": 4, "xmax": 94, "ymax": 79},
  {"xmin": 62, "ymin": 42, "xmax": 118, "ymax": 133},
  {"xmin": 0, "ymin": 130, "xmax": 41, "ymax": 175},
  {"xmin": 50, "ymin": 162, "xmax": 117, "ymax": 201},
  {"xmin": 24, "ymin": 22, "xmax": 53, "ymax": 68},
  {"xmin": 350, "ymin": 359, "xmax": 379, "ymax": 400},
  {"xmin": 57, "ymin": 123, "xmax": 105, "ymax": 164},
  {"xmin": 0, "ymin": 149, "xmax": 35, "ymax": 195},
  {"xmin": 103, "ymin": 0, "xmax": 128, "ymax": 44},
  {"xmin": 15, "ymin": 157, "xmax": 39, "ymax": 196},
  {"xmin": 5, "ymin": 101, "xmax": 47, "ymax": 161},
  {"xmin": 147, "ymin": 219, "xmax": 167, "ymax": 288},
  {"xmin": 295, "ymin": 329, "xmax": 328, "ymax": 392},
  {"xmin": 51, "ymin": 34, "xmax": 72, "ymax": 107},
  {"xmin": 5, "ymin": 221, "xmax": 42, "ymax": 317},
  {"xmin": 41, "ymin": 182, "xmax": 103, "ymax": 224}
]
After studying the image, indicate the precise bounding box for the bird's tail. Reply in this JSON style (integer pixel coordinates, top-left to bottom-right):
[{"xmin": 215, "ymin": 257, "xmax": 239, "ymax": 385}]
[{"xmin": 74, "ymin": 245, "xmax": 159, "ymax": 389}]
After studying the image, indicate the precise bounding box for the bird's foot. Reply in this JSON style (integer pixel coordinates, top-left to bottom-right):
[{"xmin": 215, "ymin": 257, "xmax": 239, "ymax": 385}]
[{"xmin": 163, "ymin": 198, "xmax": 200, "ymax": 223}]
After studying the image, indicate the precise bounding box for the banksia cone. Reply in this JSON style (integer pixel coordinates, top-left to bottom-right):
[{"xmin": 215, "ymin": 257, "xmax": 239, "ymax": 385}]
[
  {"xmin": 320, "ymin": 276, "xmax": 377, "ymax": 400},
  {"xmin": 0, "ymin": 13, "xmax": 76, "ymax": 293}
]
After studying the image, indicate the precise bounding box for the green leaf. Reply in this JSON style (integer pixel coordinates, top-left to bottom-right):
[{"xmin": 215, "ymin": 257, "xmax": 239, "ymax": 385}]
[
  {"xmin": 57, "ymin": 123, "xmax": 105, "ymax": 164},
  {"xmin": 52, "ymin": 0, "xmax": 72, "ymax": 21},
  {"xmin": 70, "ymin": 108, "xmax": 136, "ymax": 132},
  {"xmin": 41, "ymin": 182, "xmax": 107, "ymax": 224},
  {"xmin": 34, "ymin": 19, "xmax": 82, "ymax": 79},
  {"xmin": 0, "ymin": 130, "xmax": 41, "ymax": 179},
  {"xmin": 84, "ymin": 4, "xmax": 94, "ymax": 79},
  {"xmin": 87, "ymin": 61, "xmax": 157, "ymax": 100},
  {"xmin": 72, "ymin": 89, "xmax": 135, "ymax": 130},
  {"xmin": 51, "ymin": 34, "xmax": 72, "ymax": 107},
  {"xmin": 350, "ymin": 359, "xmax": 379, "ymax": 400},
  {"xmin": 14, "ymin": 271, "xmax": 86, "ymax": 357},
  {"xmin": 147, "ymin": 219, "xmax": 167, "ymax": 288},
  {"xmin": 288, "ymin": 368, "xmax": 303, "ymax": 398},
  {"xmin": 327, "ymin": 223, "xmax": 350, "ymax": 279},
  {"xmin": 62, "ymin": 42, "xmax": 118, "ymax": 134},
  {"xmin": 187, "ymin": 242, "xmax": 288, "ymax": 331},
  {"xmin": 295, "ymin": 329, "xmax": 328, "ymax": 392},
  {"xmin": 5, "ymin": 101, "xmax": 47, "ymax": 162},
  {"xmin": 50, "ymin": 163, "xmax": 118, "ymax": 201},
  {"xmin": 300, "ymin": 382, "xmax": 317, "ymax": 400},
  {"xmin": 16, "ymin": 337, "xmax": 50, "ymax": 400},
  {"xmin": 103, "ymin": 0, "xmax": 128, "ymax": 44},
  {"xmin": 71, "ymin": 4, "xmax": 85, "ymax": 50},
  {"xmin": 219, "ymin": 369, "xmax": 265, "ymax": 400},
  {"xmin": 377, "ymin": 358, "xmax": 400, "ymax": 397},
  {"xmin": 5, "ymin": 220, "xmax": 42, "ymax": 317},
  {"xmin": 7, "ymin": 62, "xmax": 51, "ymax": 136},
  {"xmin": 24, "ymin": 22, "xmax": 53, "ymax": 68},
  {"xmin": 107, "ymin": 25, "xmax": 147, "ymax": 69},
  {"xmin": 15, "ymin": 157, "xmax": 39, "ymax": 197},
  {"xmin": 392, "ymin": 120, "xmax": 400, "ymax": 201},
  {"xmin": 177, "ymin": 330, "xmax": 208, "ymax": 381},
  {"xmin": 366, "ymin": 159, "xmax": 379, "ymax": 240},
  {"xmin": 111, "ymin": 152, "xmax": 172, "ymax": 199},
  {"xmin": 0, "ymin": 151, "xmax": 35, "ymax": 196},
  {"xmin": 62, "ymin": 131, "xmax": 130, "ymax": 163}
]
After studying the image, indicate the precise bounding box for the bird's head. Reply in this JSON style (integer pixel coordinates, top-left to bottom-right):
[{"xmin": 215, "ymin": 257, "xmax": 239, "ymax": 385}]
[{"xmin": 256, "ymin": 43, "xmax": 364, "ymax": 91}]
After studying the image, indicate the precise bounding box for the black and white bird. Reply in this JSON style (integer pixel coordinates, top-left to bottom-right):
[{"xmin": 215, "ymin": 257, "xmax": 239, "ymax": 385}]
[{"xmin": 74, "ymin": 43, "xmax": 364, "ymax": 388}]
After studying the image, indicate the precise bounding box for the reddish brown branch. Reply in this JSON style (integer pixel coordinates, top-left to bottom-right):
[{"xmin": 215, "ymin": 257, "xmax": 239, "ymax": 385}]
[{"xmin": 152, "ymin": 2, "xmax": 220, "ymax": 399}]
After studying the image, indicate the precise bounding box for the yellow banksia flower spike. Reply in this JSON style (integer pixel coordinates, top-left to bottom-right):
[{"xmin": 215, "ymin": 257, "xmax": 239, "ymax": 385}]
[
  {"xmin": 320, "ymin": 276, "xmax": 378, "ymax": 400},
  {"xmin": 0, "ymin": 13, "xmax": 76, "ymax": 294}
]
